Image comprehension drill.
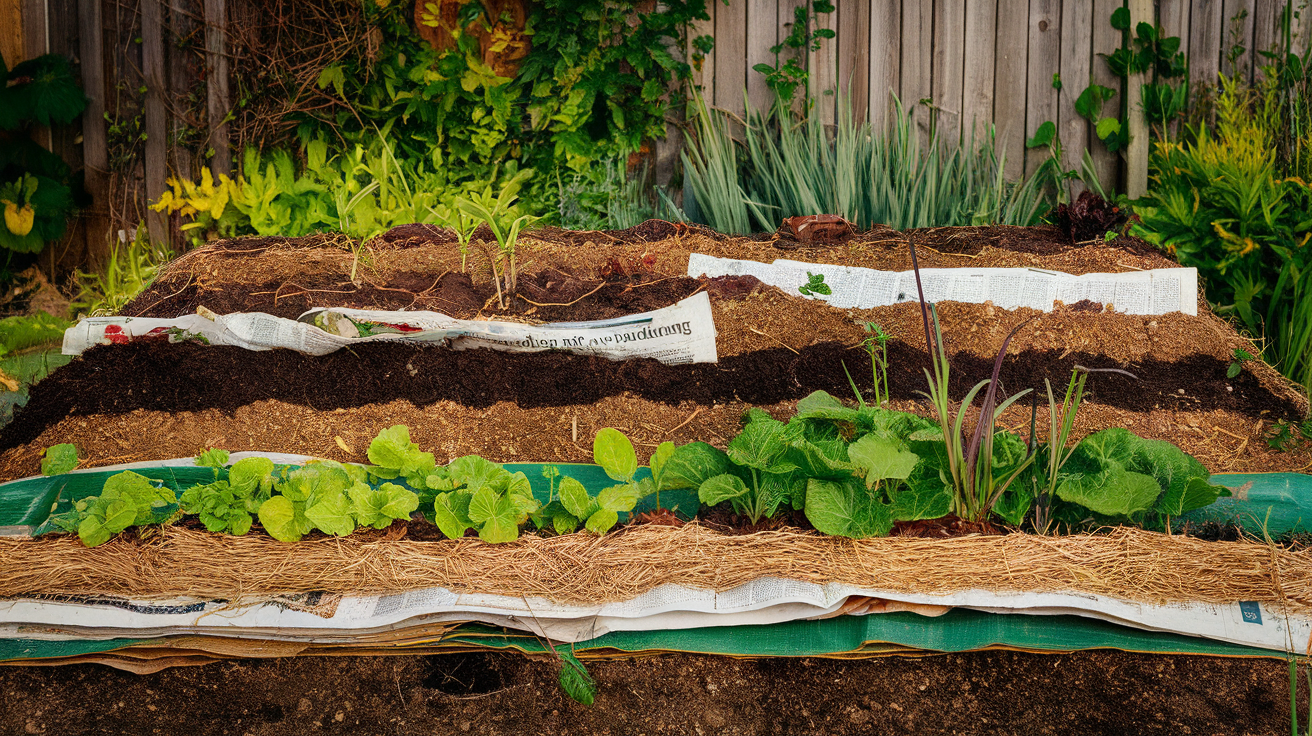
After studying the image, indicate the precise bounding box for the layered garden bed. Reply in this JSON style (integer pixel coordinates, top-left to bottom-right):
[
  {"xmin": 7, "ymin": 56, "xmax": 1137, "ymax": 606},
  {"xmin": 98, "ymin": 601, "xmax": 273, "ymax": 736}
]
[{"xmin": 1, "ymin": 221, "xmax": 1309, "ymax": 667}]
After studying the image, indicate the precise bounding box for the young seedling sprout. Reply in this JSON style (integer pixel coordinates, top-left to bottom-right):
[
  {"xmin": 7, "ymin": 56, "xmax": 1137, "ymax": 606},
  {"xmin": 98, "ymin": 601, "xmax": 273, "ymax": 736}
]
[
  {"xmin": 862, "ymin": 322, "xmax": 891, "ymax": 407},
  {"xmin": 455, "ymin": 170, "xmax": 538, "ymax": 308}
]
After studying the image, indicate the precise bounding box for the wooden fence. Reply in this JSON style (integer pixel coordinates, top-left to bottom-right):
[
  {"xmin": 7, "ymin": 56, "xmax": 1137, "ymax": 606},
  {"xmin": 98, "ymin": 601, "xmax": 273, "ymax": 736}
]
[
  {"xmin": 5, "ymin": 0, "xmax": 1311, "ymax": 265},
  {"xmin": 692, "ymin": 0, "xmax": 1312, "ymax": 190}
]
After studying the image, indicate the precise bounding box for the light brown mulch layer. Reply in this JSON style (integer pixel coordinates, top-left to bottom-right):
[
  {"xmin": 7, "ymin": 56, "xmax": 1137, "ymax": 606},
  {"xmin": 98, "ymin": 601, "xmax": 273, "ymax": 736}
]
[
  {"xmin": 1, "ymin": 525, "xmax": 1308, "ymax": 613},
  {"xmin": 1, "ymin": 397, "xmax": 1307, "ymax": 484}
]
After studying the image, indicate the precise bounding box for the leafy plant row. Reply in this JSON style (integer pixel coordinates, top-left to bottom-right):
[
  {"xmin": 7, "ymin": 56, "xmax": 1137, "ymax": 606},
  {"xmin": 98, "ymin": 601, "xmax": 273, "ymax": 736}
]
[{"xmin": 40, "ymin": 394, "xmax": 1228, "ymax": 549}]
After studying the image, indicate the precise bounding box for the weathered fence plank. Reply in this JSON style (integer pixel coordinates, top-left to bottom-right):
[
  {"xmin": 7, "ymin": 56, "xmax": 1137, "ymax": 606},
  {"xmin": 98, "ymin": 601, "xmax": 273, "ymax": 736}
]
[
  {"xmin": 142, "ymin": 0, "xmax": 167, "ymax": 243},
  {"xmin": 932, "ymin": 0, "xmax": 965, "ymax": 143},
  {"xmin": 1190, "ymin": 0, "xmax": 1224, "ymax": 89},
  {"xmin": 1222, "ymin": 0, "xmax": 1256, "ymax": 80},
  {"xmin": 867, "ymin": 0, "xmax": 899, "ymax": 130},
  {"xmin": 809, "ymin": 1, "xmax": 838, "ymax": 124},
  {"xmin": 901, "ymin": 0, "xmax": 933, "ymax": 144},
  {"xmin": 1058, "ymin": 0, "xmax": 1093, "ymax": 195},
  {"xmin": 205, "ymin": 0, "xmax": 230, "ymax": 177},
  {"xmin": 835, "ymin": 0, "xmax": 869, "ymax": 123},
  {"xmin": 1024, "ymin": 0, "xmax": 1061, "ymax": 178},
  {"xmin": 714, "ymin": 0, "xmax": 748, "ymax": 116},
  {"xmin": 994, "ymin": 0, "xmax": 1030, "ymax": 178},
  {"xmin": 746, "ymin": 0, "xmax": 775, "ymax": 113},
  {"xmin": 961, "ymin": 0, "xmax": 996, "ymax": 142},
  {"xmin": 1089, "ymin": 0, "xmax": 1122, "ymax": 192}
]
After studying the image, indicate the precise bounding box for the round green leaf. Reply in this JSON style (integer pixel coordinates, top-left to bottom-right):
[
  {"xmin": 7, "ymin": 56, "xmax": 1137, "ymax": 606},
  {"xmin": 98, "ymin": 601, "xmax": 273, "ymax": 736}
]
[{"xmin": 594, "ymin": 428, "xmax": 638, "ymax": 482}]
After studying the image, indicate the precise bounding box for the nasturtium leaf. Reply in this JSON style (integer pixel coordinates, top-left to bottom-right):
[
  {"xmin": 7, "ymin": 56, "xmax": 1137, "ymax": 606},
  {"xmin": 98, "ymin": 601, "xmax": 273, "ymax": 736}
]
[
  {"xmin": 258, "ymin": 495, "xmax": 310, "ymax": 543},
  {"xmin": 40, "ymin": 443, "xmax": 77, "ymax": 476},
  {"xmin": 804, "ymin": 477, "xmax": 894, "ymax": 539},
  {"xmin": 468, "ymin": 487, "xmax": 520, "ymax": 542},
  {"xmin": 662, "ymin": 442, "xmax": 733, "ymax": 490},
  {"xmin": 847, "ymin": 435, "xmax": 919, "ymax": 484},
  {"xmin": 433, "ymin": 491, "xmax": 473, "ymax": 540},
  {"xmin": 698, "ymin": 473, "xmax": 750, "ymax": 506},
  {"xmin": 228, "ymin": 457, "xmax": 274, "ymax": 497},
  {"xmin": 306, "ymin": 490, "xmax": 357, "ymax": 536},
  {"xmin": 597, "ymin": 483, "xmax": 640, "ymax": 513},
  {"xmin": 195, "ymin": 448, "xmax": 230, "ymax": 469},
  {"xmin": 594, "ymin": 428, "xmax": 638, "ymax": 482},
  {"xmin": 584, "ymin": 508, "xmax": 620, "ymax": 536},
  {"xmin": 505, "ymin": 471, "xmax": 535, "ymax": 501},
  {"xmin": 649, "ymin": 441, "xmax": 675, "ymax": 489},
  {"xmin": 279, "ymin": 463, "xmax": 349, "ymax": 504},
  {"xmin": 448, "ymin": 455, "xmax": 508, "ymax": 493},
  {"xmin": 559, "ymin": 477, "xmax": 593, "ymax": 518}
]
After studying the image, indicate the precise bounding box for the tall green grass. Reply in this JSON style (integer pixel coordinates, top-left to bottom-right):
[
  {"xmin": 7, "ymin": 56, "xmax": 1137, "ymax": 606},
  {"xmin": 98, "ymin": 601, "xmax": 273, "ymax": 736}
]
[{"xmin": 683, "ymin": 93, "xmax": 1049, "ymax": 233}]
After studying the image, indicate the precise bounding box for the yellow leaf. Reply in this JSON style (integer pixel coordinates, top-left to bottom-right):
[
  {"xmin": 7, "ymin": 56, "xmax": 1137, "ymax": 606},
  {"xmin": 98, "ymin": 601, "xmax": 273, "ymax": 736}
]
[
  {"xmin": 0, "ymin": 368, "xmax": 19, "ymax": 392},
  {"xmin": 4, "ymin": 202, "xmax": 34, "ymax": 236}
]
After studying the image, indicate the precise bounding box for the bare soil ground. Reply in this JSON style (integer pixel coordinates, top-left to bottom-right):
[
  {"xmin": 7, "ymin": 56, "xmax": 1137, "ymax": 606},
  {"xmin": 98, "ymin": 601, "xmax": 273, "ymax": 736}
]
[{"xmin": 0, "ymin": 650, "xmax": 1297, "ymax": 736}]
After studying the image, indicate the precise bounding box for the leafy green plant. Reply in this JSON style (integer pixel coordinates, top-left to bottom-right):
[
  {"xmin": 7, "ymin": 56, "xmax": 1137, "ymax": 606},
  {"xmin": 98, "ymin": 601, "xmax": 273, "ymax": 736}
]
[
  {"xmin": 432, "ymin": 455, "xmax": 539, "ymax": 543},
  {"xmin": 751, "ymin": 0, "xmax": 835, "ymax": 106},
  {"xmin": 1135, "ymin": 73, "xmax": 1312, "ymax": 392},
  {"xmin": 537, "ymin": 429, "xmax": 650, "ymax": 535},
  {"xmin": 180, "ymin": 456, "xmax": 274, "ymax": 535},
  {"xmin": 0, "ymin": 312, "xmax": 70, "ymax": 358},
  {"xmin": 454, "ymin": 170, "xmax": 539, "ymax": 308},
  {"xmin": 435, "ymin": 202, "xmax": 483, "ymax": 273},
  {"xmin": 1054, "ymin": 428, "xmax": 1228, "ymax": 523},
  {"xmin": 54, "ymin": 471, "xmax": 177, "ymax": 547},
  {"xmin": 798, "ymin": 272, "xmax": 831, "ymax": 297},
  {"xmin": 1031, "ymin": 366, "xmax": 1136, "ymax": 534},
  {"xmin": 686, "ymin": 91, "xmax": 1048, "ymax": 234},
  {"xmin": 40, "ymin": 443, "xmax": 77, "ymax": 476},
  {"xmin": 860, "ymin": 322, "xmax": 891, "ymax": 407},
  {"xmin": 70, "ymin": 229, "xmax": 173, "ymax": 317}
]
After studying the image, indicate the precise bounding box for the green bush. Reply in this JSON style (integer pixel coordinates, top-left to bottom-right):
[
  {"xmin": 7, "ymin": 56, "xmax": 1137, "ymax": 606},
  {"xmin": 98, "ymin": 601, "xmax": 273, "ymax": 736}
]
[{"xmin": 1134, "ymin": 73, "xmax": 1312, "ymax": 391}]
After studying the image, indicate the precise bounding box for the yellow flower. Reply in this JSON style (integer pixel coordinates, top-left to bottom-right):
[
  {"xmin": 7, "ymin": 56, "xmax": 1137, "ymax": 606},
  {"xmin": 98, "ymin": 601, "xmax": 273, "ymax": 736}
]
[{"xmin": 3, "ymin": 201, "xmax": 34, "ymax": 236}]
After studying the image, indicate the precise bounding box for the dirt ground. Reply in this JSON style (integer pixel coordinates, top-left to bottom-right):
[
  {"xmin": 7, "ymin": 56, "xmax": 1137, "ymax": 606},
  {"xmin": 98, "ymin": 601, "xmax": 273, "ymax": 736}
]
[{"xmin": 0, "ymin": 649, "xmax": 1297, "ymax": 735}]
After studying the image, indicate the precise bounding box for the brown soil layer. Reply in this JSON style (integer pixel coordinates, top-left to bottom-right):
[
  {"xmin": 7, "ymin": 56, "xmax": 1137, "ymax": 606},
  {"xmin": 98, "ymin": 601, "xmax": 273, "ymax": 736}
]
[
  {"xmin": 1, "ymin": 393, "xmax": 1307, "ymax": 484},
  {"xmin": 1, "ymin": 333, "xmax": 1297, "ymax": 457},
  {"xmin": 121, "ymin": 231, "xmax": 1188, "ymax": 321},
  {"xmin": 1, "ymin": 525, "xmax": 1306, "ymax": 610},
  {"xmin": 0, "ymin": 650, "xmax": 1295, "ymax": 736}
]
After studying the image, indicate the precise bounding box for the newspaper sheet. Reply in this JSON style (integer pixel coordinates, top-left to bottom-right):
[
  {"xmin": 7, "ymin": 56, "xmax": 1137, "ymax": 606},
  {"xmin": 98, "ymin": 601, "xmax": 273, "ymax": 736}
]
[
  {"xmin": 688, "ymin": 253, "xmax": 1198, "ymax": 316},
  {"xmin": 61, "ymin": 292, "xmax": 718, "ymax": 365},
  {"xmin": 2, "ymin": 578, "xmax": 1305, "ymax": 651}
]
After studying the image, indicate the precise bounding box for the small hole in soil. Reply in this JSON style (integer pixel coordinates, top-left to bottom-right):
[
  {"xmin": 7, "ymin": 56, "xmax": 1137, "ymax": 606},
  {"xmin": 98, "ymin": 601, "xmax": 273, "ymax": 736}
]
[
  {"xmin": 422, "ymin": 653, "xmax": 504, "ymax": 695},
  {"xmin": 258, "ymin": 704, "xmax": 284, "ymax": 723}
]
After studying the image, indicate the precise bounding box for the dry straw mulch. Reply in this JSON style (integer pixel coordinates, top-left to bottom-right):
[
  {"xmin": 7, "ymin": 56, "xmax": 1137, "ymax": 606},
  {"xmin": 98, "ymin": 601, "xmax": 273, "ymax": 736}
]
[{"xmin": 1, "ymin": 524, "xmax": 1310, "ymax": 612}]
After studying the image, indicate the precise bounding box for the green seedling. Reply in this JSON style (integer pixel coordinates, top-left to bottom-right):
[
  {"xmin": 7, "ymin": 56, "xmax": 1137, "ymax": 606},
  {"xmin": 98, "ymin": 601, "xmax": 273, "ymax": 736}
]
[
  {"xmin": 1228, "ymin": 347, "xmax": 1256, "ymax": 379},
  {"xmin": 798, "ymin": 271, "xmax": 831, "ymax": 297}
]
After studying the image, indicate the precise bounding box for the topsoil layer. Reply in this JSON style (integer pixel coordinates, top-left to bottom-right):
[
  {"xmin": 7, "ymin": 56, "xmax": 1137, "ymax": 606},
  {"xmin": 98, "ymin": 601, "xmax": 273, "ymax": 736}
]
[{"xmin": 0, "ymin": 649, "xmax": 1298, "ymax": 736}]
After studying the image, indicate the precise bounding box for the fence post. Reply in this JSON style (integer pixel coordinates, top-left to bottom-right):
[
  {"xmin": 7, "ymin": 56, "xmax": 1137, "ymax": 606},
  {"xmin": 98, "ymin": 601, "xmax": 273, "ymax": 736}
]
[
  {"xmin": 204, "ymin": 0, "xmax": 230, "ymax": 177},
  {"xmin": 77, "ymin": 0, "xmax": 110, "ymax": 265},
  {"xmin": 142, "ymin": 0, "xmax": 167, "ymax": 244},
  {"xmin": 1126, "ymin": 0, "xmax": 1151, "ymax": 199}
]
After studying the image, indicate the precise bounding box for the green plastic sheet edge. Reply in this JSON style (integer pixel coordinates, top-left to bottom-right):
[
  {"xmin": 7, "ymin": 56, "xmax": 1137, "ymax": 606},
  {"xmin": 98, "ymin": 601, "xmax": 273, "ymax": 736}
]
[{"xmin": 0, "ymin": 609, "xmax": 1284, "ymax": 665}]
